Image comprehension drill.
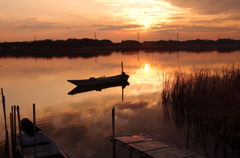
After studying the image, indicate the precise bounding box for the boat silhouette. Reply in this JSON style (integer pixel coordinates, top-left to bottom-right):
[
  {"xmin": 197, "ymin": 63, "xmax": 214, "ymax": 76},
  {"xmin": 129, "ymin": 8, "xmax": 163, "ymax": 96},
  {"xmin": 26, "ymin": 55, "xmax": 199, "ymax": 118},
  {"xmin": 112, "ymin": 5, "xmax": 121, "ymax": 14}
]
[{"xmin": 68, "ymin": 81, "xmax": 129, "ymax": 95}]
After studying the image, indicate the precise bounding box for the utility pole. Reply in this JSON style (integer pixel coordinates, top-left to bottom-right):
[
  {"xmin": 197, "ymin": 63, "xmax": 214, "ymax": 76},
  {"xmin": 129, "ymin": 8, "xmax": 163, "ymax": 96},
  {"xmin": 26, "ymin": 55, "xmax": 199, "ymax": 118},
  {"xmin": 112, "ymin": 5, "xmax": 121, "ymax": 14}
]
[
  {"xmin": 137, "ymin": 32, "xmax": 139, "ymax": 41},
  {"xmin": 177, "ymin": 32, "xmax": 179, "ymax": 41}
]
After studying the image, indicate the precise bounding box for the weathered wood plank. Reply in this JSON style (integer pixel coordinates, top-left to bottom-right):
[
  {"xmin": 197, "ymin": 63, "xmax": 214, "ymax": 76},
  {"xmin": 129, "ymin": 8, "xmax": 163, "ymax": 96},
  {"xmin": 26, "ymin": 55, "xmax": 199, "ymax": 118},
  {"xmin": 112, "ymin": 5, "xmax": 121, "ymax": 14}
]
[
  {"xmin": 114, "ymin": 133, "xmax": 153, "ymax": 144},
  {"xmin": 111, "ymin": 133, "xmax": 206, "ymax": 158},
  {"xmin": 129, "ymin": 140, "xmax": 170, "ymax": 151}
]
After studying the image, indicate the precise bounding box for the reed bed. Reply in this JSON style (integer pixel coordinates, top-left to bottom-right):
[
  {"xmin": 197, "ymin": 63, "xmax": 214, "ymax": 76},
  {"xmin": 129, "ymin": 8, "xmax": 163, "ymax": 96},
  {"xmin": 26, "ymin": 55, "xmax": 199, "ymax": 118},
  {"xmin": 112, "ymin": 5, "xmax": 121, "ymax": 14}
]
[
  {"xmin": 0, "ymin": 140, "xmax": 9, "ymax": 158},
  {"xmin": 0, "ymin": 140, "xmax": 5, "ymax": 158},
  {"xmin": 162, "ymin": 65, "xmax": 240, "ymax": 157}
]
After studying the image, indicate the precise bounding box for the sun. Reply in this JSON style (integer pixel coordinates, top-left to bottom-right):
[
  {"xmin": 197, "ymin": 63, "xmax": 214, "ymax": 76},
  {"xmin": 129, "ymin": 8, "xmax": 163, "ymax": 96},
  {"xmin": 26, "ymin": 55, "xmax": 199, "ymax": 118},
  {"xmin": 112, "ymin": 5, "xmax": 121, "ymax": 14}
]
[
  {"xmin": 143, "ymin": 21, "xmax": 149, "ymax": 27},
  {"xmin": 144, "ymin": 64, "xmax": 150, "ymax": 72}
]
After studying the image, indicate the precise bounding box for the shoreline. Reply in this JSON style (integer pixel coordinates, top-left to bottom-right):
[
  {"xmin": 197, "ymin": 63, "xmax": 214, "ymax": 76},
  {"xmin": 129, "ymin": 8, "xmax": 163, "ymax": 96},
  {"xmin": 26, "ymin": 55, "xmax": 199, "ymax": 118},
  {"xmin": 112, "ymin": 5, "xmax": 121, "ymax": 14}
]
[{"xmin": 0, "ymin": 45, "xmax": 239, "ymax": 58}]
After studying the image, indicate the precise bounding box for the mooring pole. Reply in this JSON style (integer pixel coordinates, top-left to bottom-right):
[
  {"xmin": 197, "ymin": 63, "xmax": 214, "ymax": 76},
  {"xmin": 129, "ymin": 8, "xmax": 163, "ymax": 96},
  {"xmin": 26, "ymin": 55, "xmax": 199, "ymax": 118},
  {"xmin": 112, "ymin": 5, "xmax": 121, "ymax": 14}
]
[
  {"xmin": 1, "ymin": 88, "xmax": 8, "ymax": 137},
  {"xmin": 121, "ymin": 61, "xmax": 123, "ymax": 74},
  {"xmin": 10, "ymin": 108, "xmax": 13, "ymax": 157},
  {"xmin": 122, "ymin": 87, "xmax": 124, "ymax": 102},
  {"xmin": 17, "ymin": 105, "xmax": 23, "ymax": 156},
  {"xmin": 112, "ymin": 107, "xmax": 115, "ymax": 136},
  {"xmin": 13, "ymin": 105, "xmax": 17, "ymax": 157},
  {"xmin": 1, "ymin": 88, "xmax": 10, "ymax": 156},
  {"xmin": 33, "ymin": 103, "xmax": 37, "ymax": 158},
  {"xmin": 112, "ymin": 107, "xmax": 116, "ymax": 158},
  {"xmin": 121, "ymin": 61, "xmax": 124, "ymax": 82}
]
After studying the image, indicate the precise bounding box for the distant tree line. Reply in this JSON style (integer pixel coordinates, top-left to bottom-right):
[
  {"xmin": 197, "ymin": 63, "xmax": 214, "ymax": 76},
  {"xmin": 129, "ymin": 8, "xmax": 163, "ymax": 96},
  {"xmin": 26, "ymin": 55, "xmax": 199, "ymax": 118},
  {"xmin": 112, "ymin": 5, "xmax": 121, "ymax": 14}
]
[
  {"xmin": 143, "ymin": 38, "xmax": 240, "ymax": 46},
  {"xmin": 0, "ymin": 38, "xmax": 239, "ymax": 50},
  {"xmin": 0, "ymin": 38, "xmax": 114, "ymax": 50}
]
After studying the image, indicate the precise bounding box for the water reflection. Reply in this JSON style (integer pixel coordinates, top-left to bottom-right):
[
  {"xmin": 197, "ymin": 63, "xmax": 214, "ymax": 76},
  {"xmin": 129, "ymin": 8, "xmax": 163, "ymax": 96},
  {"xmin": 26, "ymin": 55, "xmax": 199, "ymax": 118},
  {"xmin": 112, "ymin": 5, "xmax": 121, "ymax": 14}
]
[{"xmin": 0, "ymin": 50, "xmax": 240, "ymax": 158}]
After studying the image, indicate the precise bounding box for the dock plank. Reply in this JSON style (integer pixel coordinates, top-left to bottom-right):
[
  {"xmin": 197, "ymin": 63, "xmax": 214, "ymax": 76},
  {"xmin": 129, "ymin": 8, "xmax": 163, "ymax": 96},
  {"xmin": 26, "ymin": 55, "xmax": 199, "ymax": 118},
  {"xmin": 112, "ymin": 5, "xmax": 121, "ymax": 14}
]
[
  {"xmin": 110, "ymin": 133, "xmax": 206, "ymax": 158},
  {"xmin": 129, "ymin": 140, "xmax": 170, "ymax": 152},
  {"xmin": 114, "ymin": 133, "xmax": 153, "ymax": 143}
]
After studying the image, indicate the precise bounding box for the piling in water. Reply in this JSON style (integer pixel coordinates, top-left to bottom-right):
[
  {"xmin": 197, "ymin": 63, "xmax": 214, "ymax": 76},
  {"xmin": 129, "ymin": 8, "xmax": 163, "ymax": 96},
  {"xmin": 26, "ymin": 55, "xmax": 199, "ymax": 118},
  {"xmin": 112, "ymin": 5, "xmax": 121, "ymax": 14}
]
[{"xmin": 1, "ymin": 88, "xmax": 10, "ymax": 157}]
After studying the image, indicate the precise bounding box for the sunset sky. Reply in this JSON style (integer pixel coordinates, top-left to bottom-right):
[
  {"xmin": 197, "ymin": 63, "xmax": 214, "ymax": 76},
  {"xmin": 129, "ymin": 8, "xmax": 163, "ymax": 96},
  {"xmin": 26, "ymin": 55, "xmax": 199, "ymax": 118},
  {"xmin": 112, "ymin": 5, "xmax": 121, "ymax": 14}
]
[{"xmin": 0, "ymin": 0, "xmax": 240, "ymax": 42}]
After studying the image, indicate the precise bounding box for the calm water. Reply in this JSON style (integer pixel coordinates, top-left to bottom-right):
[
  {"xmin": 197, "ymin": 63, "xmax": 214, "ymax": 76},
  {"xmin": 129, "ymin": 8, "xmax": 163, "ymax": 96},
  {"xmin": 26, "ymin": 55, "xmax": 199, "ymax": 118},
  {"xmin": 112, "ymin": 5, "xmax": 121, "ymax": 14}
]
[{"xmin": 0, "ymin": 50, "xmax": 240, "ymax": 157}]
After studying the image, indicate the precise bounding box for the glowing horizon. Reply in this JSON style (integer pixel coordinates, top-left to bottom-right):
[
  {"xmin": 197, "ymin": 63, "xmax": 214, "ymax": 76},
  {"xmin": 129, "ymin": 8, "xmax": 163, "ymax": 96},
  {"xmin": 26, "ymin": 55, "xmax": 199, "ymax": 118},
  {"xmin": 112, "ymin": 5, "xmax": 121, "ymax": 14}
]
[{"xmin": 0, "ymin": 0, "xmax": 240, "ymax": 42}]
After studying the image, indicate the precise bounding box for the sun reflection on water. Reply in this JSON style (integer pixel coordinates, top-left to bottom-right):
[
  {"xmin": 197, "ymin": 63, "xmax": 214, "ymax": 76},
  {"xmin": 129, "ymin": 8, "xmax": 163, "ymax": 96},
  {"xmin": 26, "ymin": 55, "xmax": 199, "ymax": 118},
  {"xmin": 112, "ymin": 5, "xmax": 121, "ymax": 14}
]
[
  {"xmin": 128, "ymin": 63, "xmax": 164, "ymax": 96},
  {"xmin": 144, "ymin": 64, "xmax": 150, "ymax": 72}
]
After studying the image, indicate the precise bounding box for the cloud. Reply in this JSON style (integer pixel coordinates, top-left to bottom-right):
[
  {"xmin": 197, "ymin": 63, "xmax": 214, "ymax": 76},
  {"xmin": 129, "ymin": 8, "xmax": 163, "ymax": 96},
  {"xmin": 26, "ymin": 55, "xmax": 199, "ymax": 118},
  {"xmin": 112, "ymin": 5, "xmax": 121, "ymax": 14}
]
[
  {"xmin": 8, "ymin": 17, "xmax": 86, "ymax": 31},
  {"xmin": 192, "ymin": 25, "xmax": 236, "ymax": 32},
  {"xmin": 0, "ymin": 14, "xmax": 5, "ymax": 19},
  {"xmin": 78, "ymin": 15, "xmax": 88, "ymax": 20},
  {"xmin": 183, "ymin": 25, "xmax": 240, "ymax": 33},
  {"xmin": 92, "ymin": 24, "xmax": 143, "ymax": 31},
  {"xmin": 219, "ymin": 14, "xmax": 240, "ymax": 22},
  {"xmin": 167, "ymin": 16, "xmax": 187, "ymax": 20},
  {"xmin": 149, "ymin": 23, "xmax": 240, "ymax": 40},
  {"xmin": 114, "ymin": 101, "xmax": 149, "ymax": 110},
  {"xmin": 17, "ymin": 24, "xmax": 53, "ymax": 29},
  {"xmin": 190, "ymin": 17, "xmax": 240, "ymax": 25},
  {"xmin": 54, "ymin": 124, "xmax": 88, "ymax": 145},
  {"xmin": 166, "ymin": 12, "xmax": 240, "ymax": 26},
  {"xmin": 11, "ymin": 17, "xmax": 56, "ymax": 29},
  {"xmin": 165, "ymin": 0, "xmax": 240, "ymax": 14}
]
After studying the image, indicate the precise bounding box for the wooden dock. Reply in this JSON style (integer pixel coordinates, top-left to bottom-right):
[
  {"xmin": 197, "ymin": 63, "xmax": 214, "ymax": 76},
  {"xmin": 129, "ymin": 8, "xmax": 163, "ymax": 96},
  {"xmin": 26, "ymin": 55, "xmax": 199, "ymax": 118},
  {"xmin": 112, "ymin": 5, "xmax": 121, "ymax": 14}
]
[{"xmin": 110, "ymin": 133, "xmax": 206, "ymax": 158}]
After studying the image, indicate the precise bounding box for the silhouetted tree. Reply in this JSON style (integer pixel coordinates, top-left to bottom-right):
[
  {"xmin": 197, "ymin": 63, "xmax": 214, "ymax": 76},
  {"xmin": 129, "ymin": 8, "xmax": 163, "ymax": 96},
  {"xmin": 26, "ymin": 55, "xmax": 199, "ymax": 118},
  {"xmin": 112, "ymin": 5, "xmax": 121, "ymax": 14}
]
[{"xmin": 121, "ymin": 40, "xmax": 141, "ymax": 46}]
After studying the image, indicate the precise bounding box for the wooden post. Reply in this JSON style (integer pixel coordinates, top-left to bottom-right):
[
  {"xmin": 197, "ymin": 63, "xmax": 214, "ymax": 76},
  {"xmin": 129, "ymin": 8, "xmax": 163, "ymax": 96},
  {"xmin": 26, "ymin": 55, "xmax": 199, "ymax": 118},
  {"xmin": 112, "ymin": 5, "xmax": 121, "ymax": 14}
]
[
  {"xmin": 113, "ymin": 143, "xmax": 116, "ymax": 158},
  {"xmin": 33, "ymin": 103, "xmax": 37, "ymax": 158},
  {"xmin": 17, "ymin": 105, "xmax": 23, "ymax": 156},
  {"xmin": 121, "ymin": 61, "xmax": 124, "ymax": 82},
  {"xmin": 186, "ymin": 119, "xmax": 189, "ymax": 149},
  {"xmin": 121, "ymin": 61, "xmax": 123, "ymax": 74},
  {"xmin": 112, "ymin": 107, "xmax": 116, "ymax": 158},
  {"xmin": 10, "ymin": 108, "xmax": 13, "ymax": 157},
  {"xmin": 1, "ymin": 88, "xmax": 10, "ymax": 156},
  {"xmin": 122, "ymin": 87, "xmax": 124, "ymax": 102},
  {"xmin": 1, "ymin": 88, "xmax": 8, "ymax": 137},
  {"xmin": 112, "ymin": 107, "xmax": 115, "ymax": 136},
  {"xmin": 13, "ymin": 105, "xmax": 17, "ymax": 157}
]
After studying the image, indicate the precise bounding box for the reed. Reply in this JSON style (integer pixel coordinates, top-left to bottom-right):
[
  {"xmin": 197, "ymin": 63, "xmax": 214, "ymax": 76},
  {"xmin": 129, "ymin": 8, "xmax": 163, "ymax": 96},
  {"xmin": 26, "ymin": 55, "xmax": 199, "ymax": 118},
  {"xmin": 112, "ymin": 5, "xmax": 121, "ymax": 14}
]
[
  {"xmin": 162, "ymin": 64, "xmax": 240, "ymax": 156},
  {"xmin": 0, "ymin": 140, "xmax": 8, "ymax": 158},
  {"xmin": 0, "ymin": 140, "xmax": 3, "ymax": 158}
]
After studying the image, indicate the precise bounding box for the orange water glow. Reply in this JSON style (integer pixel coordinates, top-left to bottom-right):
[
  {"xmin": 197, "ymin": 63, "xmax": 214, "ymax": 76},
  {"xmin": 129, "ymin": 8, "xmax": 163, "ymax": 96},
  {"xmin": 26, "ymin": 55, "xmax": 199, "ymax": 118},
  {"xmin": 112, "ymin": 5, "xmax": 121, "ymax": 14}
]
[{"xmin": 0, "ymin": 51, "xmax": 240, "ymax": 146}]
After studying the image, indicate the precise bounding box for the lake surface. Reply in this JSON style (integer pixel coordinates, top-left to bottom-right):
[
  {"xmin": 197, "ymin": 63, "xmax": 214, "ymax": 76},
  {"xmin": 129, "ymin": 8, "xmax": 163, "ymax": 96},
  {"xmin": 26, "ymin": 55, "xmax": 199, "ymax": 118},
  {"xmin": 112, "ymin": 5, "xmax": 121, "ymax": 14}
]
[{"xmin": 0, "ymin": 50, "xmax": 240, "ymax": 157}]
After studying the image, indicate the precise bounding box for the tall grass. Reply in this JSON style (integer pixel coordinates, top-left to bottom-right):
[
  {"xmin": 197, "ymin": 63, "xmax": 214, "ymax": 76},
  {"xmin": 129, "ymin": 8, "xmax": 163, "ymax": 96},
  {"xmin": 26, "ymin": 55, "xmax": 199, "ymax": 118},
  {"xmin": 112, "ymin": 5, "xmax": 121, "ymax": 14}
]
[
  {"xmin": 162, "ymin": 65, "xmax": 240, "ymax": 157},
  {"xmin": 0, "ymin": 140, "xmax": 5, "ymax": 158}
]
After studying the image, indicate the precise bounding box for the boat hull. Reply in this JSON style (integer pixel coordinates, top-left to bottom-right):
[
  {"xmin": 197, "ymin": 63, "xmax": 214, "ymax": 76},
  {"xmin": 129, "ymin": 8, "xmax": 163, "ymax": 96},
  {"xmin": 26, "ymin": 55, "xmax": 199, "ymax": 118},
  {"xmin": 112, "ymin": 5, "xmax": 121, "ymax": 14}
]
[
  {"xmin": 16, "ymin": 132, "xmax": 77, "ymax": 158},
  {"xmin": 67, "ymin": 74, "xmax": 129, "ymax": 86},
  {"xmin": 68, "ymin": 81, "xmax": 129, "ymax": 95}
]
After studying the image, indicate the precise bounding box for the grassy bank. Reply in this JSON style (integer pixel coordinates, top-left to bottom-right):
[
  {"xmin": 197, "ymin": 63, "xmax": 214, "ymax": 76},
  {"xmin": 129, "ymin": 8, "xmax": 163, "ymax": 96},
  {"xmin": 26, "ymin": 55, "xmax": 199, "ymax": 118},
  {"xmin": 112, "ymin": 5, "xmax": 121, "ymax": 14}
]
[{"xmin": 162, "ymin": 65, "xmax": 240, "ymax": 157}]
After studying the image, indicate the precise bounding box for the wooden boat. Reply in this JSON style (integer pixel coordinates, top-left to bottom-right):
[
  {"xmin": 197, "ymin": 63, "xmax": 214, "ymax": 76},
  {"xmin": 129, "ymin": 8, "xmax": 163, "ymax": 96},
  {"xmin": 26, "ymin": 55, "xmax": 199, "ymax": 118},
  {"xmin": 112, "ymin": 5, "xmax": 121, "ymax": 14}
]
[
  {"xmin": 68, "ymin": 81, "xmax": 129, "ymax": 95},
  {"xmin": 16, "ymin": 118, "xmax": 77, "ymax": 158},
  {"xmin": 67, "ymin": 72, "xmax": 129, "ymax": 86}
]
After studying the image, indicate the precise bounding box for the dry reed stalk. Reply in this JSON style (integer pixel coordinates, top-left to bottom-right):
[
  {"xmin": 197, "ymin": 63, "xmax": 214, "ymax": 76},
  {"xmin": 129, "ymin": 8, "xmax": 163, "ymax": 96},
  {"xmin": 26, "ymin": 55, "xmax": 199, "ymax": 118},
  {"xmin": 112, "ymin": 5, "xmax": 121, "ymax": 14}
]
[{"xmin": 161, "ymin": 64, "xmax": 240, "ymax": 156}]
